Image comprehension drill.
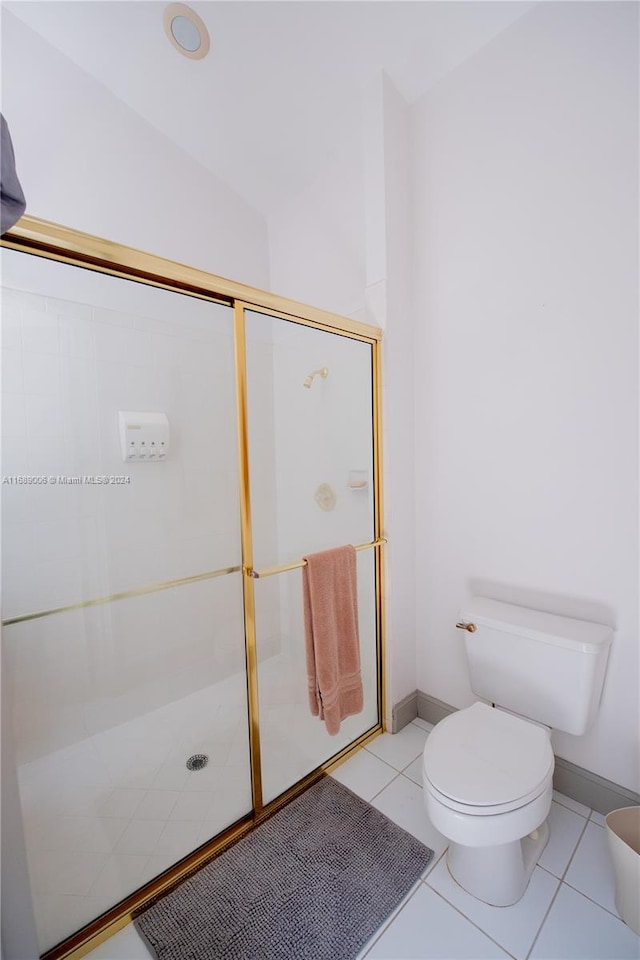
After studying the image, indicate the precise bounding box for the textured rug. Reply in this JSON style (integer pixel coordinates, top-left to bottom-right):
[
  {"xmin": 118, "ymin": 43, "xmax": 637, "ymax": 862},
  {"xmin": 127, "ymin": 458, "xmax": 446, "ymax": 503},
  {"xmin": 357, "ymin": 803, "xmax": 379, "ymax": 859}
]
[{"xmin": 136, "ymin": 775, "xmax": 433, "ymax": 960}]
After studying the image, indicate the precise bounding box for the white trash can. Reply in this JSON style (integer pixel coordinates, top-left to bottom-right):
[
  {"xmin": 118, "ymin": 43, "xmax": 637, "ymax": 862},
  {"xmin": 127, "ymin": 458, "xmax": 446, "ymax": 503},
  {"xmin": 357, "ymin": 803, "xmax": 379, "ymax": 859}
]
[{"xmin": 605, "ymin": 806, "xmax": 640, "ymax": 935}]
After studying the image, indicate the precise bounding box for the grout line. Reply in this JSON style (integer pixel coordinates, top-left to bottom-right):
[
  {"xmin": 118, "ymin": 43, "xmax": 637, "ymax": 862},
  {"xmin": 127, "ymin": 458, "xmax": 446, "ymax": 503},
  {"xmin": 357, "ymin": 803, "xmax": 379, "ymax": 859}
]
[
  {"xmin": 368, "ymin": 769, "xmax": 403, "ymax": 803},
  {"xmin": 368, "ymin": 764, "xmax": 425, "ymax": 805},
  {"xmin": 560, "ymin": 877, "xmax": 623, "ymax": 922},
  {"xmin": 360, "ymin": 877, "xmax": 426, "ymax": 958},
  {"xmin": 364, "ymin": 742, "xmax": 424, "ymax": 778},
  {"xmin": 424, "ymin": 883, "xmax": 518, "ymax": 960},
  {"xmin": 338, "ymin": 757, "xmax": 622, "ymax": 960},
  {"xmin": 363, "ymin": 720, "xmax": 431, "ymax": 786},
  {"xmin": 400, "ymin": 750, "xmax": 426, "ymax": 775},
  {"xmin": 525, "ymin": 876, "xmax": 562, "ymax": 960},
  {"xmin": 559, "ymin": 813, "xmax": 590, "ymax": 883},
  {"xmin": 525, "ymin": 814, "xmax": 590, "ymax": 960},
  {"xmin": 362, "ymin": 744, "xmax": 406, "ymax": 775},
  {"xmin": 421, "ymin": 846, "xmax": 447, "ymax": 880},
  {"xmin": 552, "ymin": 793, "xmax": 591, "ymax": 819},
  {"xmin": 410, "ymin": 718, "xmax": 434, "ymax": 732}
]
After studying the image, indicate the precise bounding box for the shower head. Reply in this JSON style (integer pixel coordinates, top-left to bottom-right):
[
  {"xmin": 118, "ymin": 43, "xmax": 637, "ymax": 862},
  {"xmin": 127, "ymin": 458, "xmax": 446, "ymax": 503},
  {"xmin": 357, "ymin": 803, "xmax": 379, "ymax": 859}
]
[{"xmin": 303, "ymin": 367, "xmax": 329, "ymax": 388}]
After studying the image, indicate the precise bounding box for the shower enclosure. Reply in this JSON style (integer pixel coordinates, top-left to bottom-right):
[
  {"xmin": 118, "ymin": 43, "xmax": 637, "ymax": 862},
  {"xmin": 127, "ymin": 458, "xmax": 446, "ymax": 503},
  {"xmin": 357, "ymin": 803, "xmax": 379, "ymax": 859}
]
[{"xmin": 0, "ymin": 217, "xmax": 385, "ymax": 960}]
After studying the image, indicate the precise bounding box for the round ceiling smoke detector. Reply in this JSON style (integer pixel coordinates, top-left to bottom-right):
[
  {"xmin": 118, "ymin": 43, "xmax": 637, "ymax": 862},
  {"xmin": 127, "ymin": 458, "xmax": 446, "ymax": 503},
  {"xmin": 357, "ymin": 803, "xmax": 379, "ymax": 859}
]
[{"xmin": 164, "ymin": 3, "xmax": 210, "ymax": 60}]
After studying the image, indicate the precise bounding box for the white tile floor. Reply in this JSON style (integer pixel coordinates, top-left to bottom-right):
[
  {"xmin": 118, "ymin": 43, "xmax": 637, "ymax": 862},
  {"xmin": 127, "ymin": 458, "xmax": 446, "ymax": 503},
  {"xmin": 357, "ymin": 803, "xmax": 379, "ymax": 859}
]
[{"xmin": 82, "ymin": 719, "xmax": 640, "ymax": 960}]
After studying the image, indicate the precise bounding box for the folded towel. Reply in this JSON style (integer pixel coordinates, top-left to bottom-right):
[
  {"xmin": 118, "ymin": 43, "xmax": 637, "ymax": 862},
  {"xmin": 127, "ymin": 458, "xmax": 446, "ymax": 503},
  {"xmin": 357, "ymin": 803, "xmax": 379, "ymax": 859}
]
[{"xmin": 302, "ymin": 544, "xmax": 363, "ymax": 736}]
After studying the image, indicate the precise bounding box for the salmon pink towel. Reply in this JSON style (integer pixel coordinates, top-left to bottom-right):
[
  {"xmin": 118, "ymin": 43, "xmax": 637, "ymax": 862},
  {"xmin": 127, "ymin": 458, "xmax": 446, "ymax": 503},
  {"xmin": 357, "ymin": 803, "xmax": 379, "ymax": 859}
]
[{"xmin": 302, "ymin": 545, "xmax": 363, "ymax": 736}]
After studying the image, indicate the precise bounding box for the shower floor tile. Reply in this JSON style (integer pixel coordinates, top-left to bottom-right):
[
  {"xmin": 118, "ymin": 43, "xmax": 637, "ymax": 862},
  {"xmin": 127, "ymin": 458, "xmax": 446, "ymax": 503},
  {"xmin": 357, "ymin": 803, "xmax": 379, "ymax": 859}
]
[
  {"xmin": 88, "ymin": 854, "xmax": 150, "ymax": 901},
  {"xmin": 114, "ymin": 820, "xmax": 167, "ymax": 857},
  {"xmin": 96, "ymin": 788, "xmax": 147, "ymax": 819},
  {"xmin": 131, "ymin": 790, "xmax": 181, "ymax": 822},
  {"xmin": 29, "ymin": 848, "xmax": 109, "ymax": 897},
  {"xmin": 17, "ymin": 670, "xmax": 252, "ymax": 952}
]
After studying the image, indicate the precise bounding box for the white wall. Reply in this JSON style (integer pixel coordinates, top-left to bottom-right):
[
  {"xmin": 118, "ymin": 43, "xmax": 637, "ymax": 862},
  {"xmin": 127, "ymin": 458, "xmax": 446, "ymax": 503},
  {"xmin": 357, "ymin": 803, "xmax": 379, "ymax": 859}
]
[
  {"xmin": 267, "ymin": 119, "xmax": 366, "ymax": 319},
  {"xmin": 376, "ymin": 76, "xmax": 417, "ymax": 719},
  {"xmin": 1, "ymin": 11, "xmax": 269, "ymax": 286},
  {"xmin": 412, "ymin": 1, "xmax": 639, "ymax": 791}
]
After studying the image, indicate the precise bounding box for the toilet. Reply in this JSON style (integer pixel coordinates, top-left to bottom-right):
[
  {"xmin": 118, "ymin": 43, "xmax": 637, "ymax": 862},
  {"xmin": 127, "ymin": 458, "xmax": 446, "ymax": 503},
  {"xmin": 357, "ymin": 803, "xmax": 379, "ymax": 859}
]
[{"xmin": 422, "ymin": 597, "xmax": 612, "ymax": 907}]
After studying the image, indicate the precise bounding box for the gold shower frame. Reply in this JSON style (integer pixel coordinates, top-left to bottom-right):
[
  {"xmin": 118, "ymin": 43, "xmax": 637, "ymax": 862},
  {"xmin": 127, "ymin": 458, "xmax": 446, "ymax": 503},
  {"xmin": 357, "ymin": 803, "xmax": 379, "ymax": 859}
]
[{"xmin": 1, "ymin": 215, "xmax": 387, "ymax": 960}]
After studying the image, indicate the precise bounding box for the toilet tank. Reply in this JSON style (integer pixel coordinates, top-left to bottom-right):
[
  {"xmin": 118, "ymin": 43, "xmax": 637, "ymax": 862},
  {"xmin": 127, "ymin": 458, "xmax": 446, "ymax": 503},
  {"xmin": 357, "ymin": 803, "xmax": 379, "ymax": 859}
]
[{"xmin": 460, "ymin": 597, "xmax": 612, "ymax": 736}]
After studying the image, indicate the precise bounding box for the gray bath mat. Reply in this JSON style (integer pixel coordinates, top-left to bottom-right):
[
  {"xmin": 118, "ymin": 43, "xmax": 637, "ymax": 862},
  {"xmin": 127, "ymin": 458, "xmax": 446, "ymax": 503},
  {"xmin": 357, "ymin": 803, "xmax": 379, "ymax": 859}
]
[{"xmin": 136, "ymin": 775, "xmax": 433, "ymax": 960}]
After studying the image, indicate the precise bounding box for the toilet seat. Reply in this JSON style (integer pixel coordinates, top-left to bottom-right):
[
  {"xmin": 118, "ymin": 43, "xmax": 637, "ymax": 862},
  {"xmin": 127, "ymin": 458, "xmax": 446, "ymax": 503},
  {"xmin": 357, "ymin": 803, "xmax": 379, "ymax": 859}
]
[
  {"xmin": 423, "ymin": 702, "xmax": 554, "ymax": 813},
  {"xmin": 423, "ymin": 773, "xmax": 551, "ymax": 816}
]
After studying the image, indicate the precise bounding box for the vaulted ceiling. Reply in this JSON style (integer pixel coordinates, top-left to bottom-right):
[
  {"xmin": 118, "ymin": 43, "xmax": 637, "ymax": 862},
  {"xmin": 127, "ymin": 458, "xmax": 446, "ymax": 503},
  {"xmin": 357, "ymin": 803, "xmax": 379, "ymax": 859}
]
[{"xmin": 5, "ymin": 1, "xmax": 533, "ymax": 215}]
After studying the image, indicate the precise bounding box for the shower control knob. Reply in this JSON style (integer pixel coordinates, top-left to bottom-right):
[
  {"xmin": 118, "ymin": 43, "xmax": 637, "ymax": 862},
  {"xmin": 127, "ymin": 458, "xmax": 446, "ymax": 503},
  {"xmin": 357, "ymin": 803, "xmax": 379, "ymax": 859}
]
[{"xmin": 455, "ymin": 621, "xmax": 477, "ymax": 633}]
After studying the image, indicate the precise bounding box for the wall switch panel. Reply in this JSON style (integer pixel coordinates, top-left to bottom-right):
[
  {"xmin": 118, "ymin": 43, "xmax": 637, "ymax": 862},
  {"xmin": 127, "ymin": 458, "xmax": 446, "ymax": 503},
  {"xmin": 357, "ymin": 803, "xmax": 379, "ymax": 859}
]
[{"xmin": 119, "ymin": 411, "xmax": 170, "ymax": 462}]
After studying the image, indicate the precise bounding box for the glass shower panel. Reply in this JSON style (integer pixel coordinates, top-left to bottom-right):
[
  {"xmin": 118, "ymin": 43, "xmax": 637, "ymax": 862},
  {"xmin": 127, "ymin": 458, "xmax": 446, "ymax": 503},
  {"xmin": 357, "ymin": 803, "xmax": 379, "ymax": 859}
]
[
  {"xmin": 245, "ymin": 310, "xmax": 375, "ymax": 568},
  {"xmin": 1, "ymin": 250, "xmax": 251, "ymax": 954},
  {"xmin": 254, "ymin": 546, "xmax": 379, "ymax": 805},
  {"xmin": 3, "ymin": 575, "xmax": 251, "ymax": 953},
  {"xmin": 1, "ymin": 249, "xmax": 242, "ymax": 598},
  {"xmin": 244, "ymin": 309, "xmax": 378, "ymax": 804}
]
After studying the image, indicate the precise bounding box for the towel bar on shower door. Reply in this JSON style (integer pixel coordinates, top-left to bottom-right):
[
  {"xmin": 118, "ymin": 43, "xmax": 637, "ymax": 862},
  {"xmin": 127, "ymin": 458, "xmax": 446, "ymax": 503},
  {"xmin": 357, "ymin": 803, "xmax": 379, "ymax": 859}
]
[{"xmin": 247, "ymin": 538, "xmax": 387, "ymax": 579}]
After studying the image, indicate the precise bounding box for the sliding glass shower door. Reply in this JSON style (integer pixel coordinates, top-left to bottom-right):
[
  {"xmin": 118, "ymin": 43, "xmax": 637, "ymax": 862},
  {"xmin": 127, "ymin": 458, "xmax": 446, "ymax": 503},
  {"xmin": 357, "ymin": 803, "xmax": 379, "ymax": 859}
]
[
  {"xmin": 1, "ymin": 218, "xmax": 385, "ymax": 960},
  {"xmin": 1, "ymin": 250, "xmax": 252, "ymax": 954},
  {"xmin": 244, "ymin": 310, "xmax": 380, "ymax": 805}
]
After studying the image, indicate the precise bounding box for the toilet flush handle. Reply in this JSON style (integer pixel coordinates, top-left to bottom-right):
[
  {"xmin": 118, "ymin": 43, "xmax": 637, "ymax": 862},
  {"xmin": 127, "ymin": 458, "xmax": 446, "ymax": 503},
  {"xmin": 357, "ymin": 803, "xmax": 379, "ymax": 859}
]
[{"xmin": 455, "ymin": 621, "xmax": 477, "ymax": 632}]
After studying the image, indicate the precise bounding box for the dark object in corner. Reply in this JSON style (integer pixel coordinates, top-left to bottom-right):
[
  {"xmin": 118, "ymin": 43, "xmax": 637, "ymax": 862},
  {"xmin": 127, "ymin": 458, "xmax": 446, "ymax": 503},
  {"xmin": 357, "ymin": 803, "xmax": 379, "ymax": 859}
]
[{"xmin": 1, "ymin": 114, "xmax": 26, "ymax": 234}]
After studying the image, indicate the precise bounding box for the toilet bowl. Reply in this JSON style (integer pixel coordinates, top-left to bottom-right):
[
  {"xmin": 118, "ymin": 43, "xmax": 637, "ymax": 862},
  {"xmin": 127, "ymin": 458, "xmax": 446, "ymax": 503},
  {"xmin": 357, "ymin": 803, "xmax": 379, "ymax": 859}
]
[
  {"xmin": 422, "ymin": 701, "xmax": 554, "ymax": 906},
  {"xmin": 423, "ymin": 597, "xmax": 612, "ymax": 907}
]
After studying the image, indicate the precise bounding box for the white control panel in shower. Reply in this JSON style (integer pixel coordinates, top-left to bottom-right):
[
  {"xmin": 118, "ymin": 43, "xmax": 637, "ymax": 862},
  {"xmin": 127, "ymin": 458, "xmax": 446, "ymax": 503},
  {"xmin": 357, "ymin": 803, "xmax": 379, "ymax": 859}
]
[{"xmin": 119, "ymin": 411, "xmax": 170, "ymax": 462}]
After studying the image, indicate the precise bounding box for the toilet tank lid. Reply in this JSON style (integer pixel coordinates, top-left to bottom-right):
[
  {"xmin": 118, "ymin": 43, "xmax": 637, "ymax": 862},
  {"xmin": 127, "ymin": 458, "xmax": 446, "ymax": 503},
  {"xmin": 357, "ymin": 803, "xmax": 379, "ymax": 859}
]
[{"xmin": 460, "ymin": 598, "xmax": 613, "ymax": 654}]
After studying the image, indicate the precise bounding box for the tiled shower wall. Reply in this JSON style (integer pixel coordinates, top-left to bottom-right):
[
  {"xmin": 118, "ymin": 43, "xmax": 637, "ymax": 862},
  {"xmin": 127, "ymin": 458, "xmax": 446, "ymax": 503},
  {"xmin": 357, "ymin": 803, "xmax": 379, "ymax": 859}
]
[{"xmin": 1, "ymin": 254, "xmax": 278, "ymax": 764}]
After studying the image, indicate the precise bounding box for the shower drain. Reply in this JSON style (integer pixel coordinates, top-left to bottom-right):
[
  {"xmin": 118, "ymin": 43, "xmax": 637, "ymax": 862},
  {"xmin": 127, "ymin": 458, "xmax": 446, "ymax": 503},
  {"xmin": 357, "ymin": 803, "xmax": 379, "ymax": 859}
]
[{"xmin": 186, "ymin": 754, "xmax": 209, "ymax": 772}]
